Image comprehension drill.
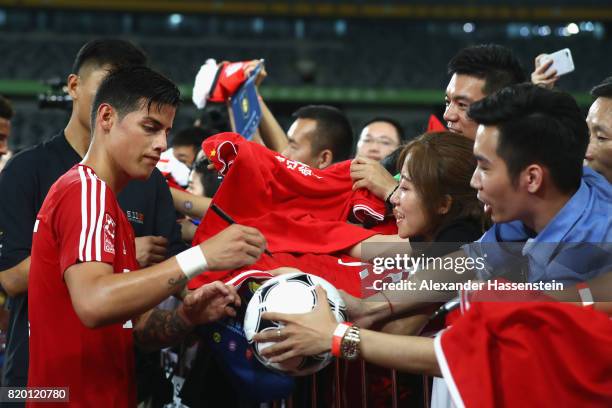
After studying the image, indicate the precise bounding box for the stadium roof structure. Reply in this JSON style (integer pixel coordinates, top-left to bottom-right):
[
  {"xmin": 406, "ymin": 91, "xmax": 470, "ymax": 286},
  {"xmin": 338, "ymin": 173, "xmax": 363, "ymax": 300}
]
[{"xmin": 1, "ymin": 0, "xmax": 612, "ymax": 21}]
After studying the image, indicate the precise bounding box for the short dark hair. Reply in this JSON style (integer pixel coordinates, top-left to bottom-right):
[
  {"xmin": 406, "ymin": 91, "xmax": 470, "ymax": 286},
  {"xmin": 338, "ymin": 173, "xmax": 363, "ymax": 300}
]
[
  {"xmin": 292, "ymin": 105, "xmax": 353, "ymax": 162},
  {"xmin": 448, "ymin": 44, "xmax": 526, "ymax": 95},
  {"xmin": 382, "ymin": 146, "xmax": 405, "ymax": 174},
  {"xmin": 590, "ymin": 76, "xmax": 612, "ymax": 99},
  {"xmin": 468, "ymin": 83, "xmax": 588, "ymax": 194},
  {"xmin": 198, "ymin": 103, "xmax": 232, "ymax": 132},
  {"xmin": 362, "ymin": 117, "xmax": 406, "ymax": 143},
  {"xmin": 72, "ymin": 38, "xmax": 147, "ymax": 75},
  {"xmin": 91, "ymin": 66, "xmax": 180, "ymax": 129},
  {"xmin": 193, "ymin": 157, "xmax": 222, "ymax": 198},
  {"xmin": 0, "ymin": 95, "xmax": 14, "ymax": 120},
  {"xmin": 172, "ymin": 127, "xmax": 215, "ymax": 149}
]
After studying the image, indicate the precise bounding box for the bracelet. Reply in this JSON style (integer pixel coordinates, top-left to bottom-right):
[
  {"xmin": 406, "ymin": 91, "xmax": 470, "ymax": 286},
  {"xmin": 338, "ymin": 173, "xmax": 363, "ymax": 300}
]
[
  {"xmin": 175, "ymin": 246, "xmax": 208, "ymax": 279},
  {"xmin": 331, "ymin": 322, "xmax": 353, "ymax": 357},
  {"xmin": 380, "ymin": 291, "xmax": 395, "ymax": 316},
  {"xmin": 576, "ymin": 282, "xmax": 594, "ymax": 307}
]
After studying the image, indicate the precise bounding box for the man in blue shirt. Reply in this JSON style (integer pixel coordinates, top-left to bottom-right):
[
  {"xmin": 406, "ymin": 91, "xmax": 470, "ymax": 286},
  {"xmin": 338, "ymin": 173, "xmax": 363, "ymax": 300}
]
[{"xmin": 465, "ymin": 83, "xmax": 611, "ymax": 285}]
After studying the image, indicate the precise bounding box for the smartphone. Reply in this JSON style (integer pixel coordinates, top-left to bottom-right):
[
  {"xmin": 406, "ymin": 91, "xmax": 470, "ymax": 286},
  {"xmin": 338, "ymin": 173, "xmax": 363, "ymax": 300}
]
[{"xmin": 542, "ymin": 48, "xmax": 575, "ymax": 77}]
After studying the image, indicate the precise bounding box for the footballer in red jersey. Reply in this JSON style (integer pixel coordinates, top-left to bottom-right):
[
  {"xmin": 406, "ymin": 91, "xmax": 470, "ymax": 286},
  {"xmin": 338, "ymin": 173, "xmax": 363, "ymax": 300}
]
[{"xmin": 27, "ymin": 66, "xmax": 267, "ymax": 407}]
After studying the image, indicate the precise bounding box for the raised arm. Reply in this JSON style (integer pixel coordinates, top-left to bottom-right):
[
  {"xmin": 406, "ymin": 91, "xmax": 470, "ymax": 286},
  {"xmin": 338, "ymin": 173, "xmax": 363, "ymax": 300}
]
[
  {"xmin": 242, "ymin": 59, "xmax": 289, "ymax": 153},
  {"xmin": 257, "ymin": 94, "xmax": 289, "ymax": 153}
]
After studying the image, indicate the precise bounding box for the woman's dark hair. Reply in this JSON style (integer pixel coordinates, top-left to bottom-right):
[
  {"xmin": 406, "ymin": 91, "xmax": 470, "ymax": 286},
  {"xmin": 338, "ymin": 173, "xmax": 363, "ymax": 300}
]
[
  {"xmin": 398, "ymin": 131, "xmax": 483, "ymax": 239},
  {"xmin": 193, "ymin": 157, "xmax": 222, "ymax": 198}
]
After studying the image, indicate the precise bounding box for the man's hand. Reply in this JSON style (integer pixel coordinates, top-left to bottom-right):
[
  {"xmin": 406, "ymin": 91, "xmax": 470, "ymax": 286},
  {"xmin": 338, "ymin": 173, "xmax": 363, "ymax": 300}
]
[
  {"xmin": 350, "ymin": 157, "xmax": 398, "ymax": 201},
  {"xmin": 135, "ymin": 236, "xmax": 168, "ymax": 267},
  {"xmin": 255, "ymin": 286, "xmax": 337, "ymax": 362},
  {"xmin": 243, "ymin": 59, "xmax": 267, "ymax": 87},
  {"xmin": 178, "ymin": 281, "xmax": 241, "ymax": 326},
  {"xmin": 531, "ymin": 54, "xmax": 559, "ymax": 89},
  {"xmin": 200, "ymin": 224, "xmax": 267, "ymax": 270}
]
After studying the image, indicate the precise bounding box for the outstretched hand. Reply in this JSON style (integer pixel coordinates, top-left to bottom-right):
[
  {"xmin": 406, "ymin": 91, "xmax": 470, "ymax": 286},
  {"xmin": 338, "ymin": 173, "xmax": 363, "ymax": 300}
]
[
  {"xmin": 243, "ymin": 59, "xmax": 267, "ymax": 87},
  {"xmin": 254, "ymin": 286, "xmax": 338, "ymax": 362}
]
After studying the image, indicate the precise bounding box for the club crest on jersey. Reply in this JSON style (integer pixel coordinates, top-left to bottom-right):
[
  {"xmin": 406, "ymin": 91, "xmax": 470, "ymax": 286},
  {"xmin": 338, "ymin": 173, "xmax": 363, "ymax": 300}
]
[{"xmin": 103, "ymin": 213, "xmax": 116, "ymax": 254}]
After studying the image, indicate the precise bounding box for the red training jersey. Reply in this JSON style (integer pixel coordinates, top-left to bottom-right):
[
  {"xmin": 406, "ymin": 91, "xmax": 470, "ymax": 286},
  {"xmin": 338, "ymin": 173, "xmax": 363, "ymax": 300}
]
[{"xmin": 28, "ymin": 164, "xmax": 138, "ymax": 407}]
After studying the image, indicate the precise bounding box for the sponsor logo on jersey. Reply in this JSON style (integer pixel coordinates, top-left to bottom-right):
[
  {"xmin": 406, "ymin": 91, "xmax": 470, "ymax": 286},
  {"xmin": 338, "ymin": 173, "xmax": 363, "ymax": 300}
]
[
  {"xmin": 103, "ymin": 213, "xmax": 116, "ymax": 254},
  {"xmin": 126, "ymin": 210, "xmax": 144, "ymax": 225}
]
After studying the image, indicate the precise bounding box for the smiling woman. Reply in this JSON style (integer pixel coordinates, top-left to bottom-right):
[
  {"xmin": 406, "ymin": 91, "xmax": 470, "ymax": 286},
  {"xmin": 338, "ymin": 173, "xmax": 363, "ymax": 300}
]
[{"xmin": 391, "ymin": 131, "xmax": 484, "ymax": 245}]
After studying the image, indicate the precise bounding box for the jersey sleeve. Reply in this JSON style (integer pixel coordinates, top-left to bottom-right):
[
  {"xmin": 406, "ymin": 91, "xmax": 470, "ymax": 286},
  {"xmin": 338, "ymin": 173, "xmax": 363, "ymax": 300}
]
[
  {"xmin": 0, "ymin": 151, "xmax": 39, "ymax": 271},
  {"xmin": 54, "ymin": 167, "xmax": 119, "ymax": 275}
]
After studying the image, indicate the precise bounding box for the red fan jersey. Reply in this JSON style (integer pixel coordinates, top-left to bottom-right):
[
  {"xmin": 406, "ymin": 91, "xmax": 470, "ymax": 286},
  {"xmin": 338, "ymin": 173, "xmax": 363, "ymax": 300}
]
[
  {"xmin": 435, "ymin": 287, "xmax": 612, "ymax": 407},
  {"xmin": 28, "ymin": 164, "xmax": 138, "ymax": 407},
  {"xmin": 195, "ymin": 132, "xmax": 392, "ymax": 251},
  {"xmin": 190, "ymin": 133, "xmax": 394, "ymax": 294}
]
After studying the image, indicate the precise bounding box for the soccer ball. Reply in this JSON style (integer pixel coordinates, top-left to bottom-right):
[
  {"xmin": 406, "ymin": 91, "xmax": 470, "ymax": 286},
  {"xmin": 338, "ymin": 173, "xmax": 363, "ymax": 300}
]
[{"xmin": 243, "ymin": 272, "xmax": 347, "ymax": 376}]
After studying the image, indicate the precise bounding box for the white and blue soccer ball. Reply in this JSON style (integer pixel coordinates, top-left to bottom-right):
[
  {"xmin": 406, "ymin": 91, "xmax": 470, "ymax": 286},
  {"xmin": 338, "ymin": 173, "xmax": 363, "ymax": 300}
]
[{"xmin": 243, "ymin": 272, "xmax": 347, "ymax": 376}]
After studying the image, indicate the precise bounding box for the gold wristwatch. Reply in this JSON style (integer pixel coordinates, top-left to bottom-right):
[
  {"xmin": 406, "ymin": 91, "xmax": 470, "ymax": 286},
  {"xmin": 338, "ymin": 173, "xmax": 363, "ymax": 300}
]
[{"xmin": 341, "ymin": 325, "xmax": 361, "ymax": 360}]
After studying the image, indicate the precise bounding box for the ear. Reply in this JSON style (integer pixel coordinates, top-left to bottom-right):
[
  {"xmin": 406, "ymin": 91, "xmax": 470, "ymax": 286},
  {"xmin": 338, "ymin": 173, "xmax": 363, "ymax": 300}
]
[
  {"xmin": 95, "ymin": 103, "xmax": 115, "ymax": 133},
  {"xmin": 521, "ymin": 164, "xmax": 544, "ymax": 194},
  {"xmin": 66, "ymin": 74, "xmax": 79, "ymax": 100},
  {"xmin": 317, "ymin": 149, "xmax": 333, "ymax": 169},
  {"xmin": 437, "ymin": 194, "xmax": 453, "ymax": 215}
]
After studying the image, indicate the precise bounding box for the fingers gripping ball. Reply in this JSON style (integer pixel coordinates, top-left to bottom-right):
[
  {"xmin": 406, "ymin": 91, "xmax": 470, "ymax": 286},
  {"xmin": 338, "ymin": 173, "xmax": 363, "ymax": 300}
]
[{"xmin": 243, "ymin": 273, "xmax": 347, "ymax": 376}]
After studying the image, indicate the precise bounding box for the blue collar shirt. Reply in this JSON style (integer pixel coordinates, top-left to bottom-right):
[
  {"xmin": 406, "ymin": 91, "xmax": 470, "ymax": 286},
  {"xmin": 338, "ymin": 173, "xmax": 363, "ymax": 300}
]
[{"xmin": 464, "ymin": 167, "xmax": 612, "ymax": 284}]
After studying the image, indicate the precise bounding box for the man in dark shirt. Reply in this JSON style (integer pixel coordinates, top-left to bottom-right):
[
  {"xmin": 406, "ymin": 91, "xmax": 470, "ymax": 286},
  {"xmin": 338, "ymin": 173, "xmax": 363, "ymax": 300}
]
[{"xmin": 0, "ymin": 39, "xmax": 186, "ymax": 401}]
